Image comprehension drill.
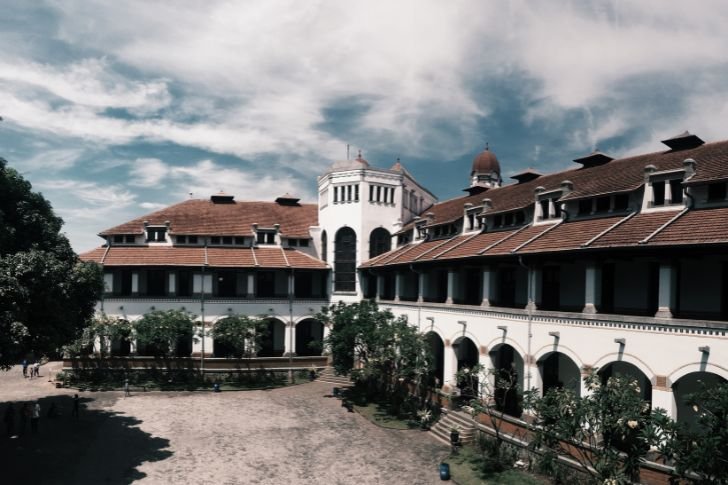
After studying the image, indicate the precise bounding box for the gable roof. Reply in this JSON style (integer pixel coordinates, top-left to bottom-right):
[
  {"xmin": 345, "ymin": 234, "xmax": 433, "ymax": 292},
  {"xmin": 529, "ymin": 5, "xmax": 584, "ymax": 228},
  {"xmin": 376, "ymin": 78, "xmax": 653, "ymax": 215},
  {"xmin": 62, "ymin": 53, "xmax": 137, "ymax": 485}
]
[{"xmin": 99, "ymin": 199, "xmax": 318, "ymax": 238}]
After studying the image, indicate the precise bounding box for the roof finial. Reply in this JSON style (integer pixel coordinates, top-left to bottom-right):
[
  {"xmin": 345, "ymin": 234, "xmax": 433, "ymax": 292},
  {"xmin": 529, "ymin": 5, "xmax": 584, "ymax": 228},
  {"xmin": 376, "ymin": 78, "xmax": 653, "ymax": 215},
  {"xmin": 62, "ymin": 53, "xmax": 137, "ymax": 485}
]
[
  {"xmin": 486, "ymin": 142, "xmax": 489, "ymax": 151},
  {"xmin": 357, "ymin": 149, "xmax": 362, "ymax": 160}
]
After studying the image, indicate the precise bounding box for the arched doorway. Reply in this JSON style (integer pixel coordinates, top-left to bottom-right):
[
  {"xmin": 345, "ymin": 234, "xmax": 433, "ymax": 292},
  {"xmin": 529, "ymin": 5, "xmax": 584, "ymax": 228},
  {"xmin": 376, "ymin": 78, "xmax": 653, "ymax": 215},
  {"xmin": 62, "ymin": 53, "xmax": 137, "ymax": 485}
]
[
  {"xmin": 334, "ymin": 227, "xmax": 357, "ymax": 291},
  {"xmin": 539, "ymin": 352, "xmax": 581, "ymax": 397},
  {"xmin": 369, "ymin": 227, "xmax": 391, "ymax": 258},
  {"xmin": 673, "ymin": 371, "xmax": 727, "ymax": 429},
  {"xmin": 453, "ymin": 337, "xmax": 479, "ymax": 398},
  {"xmin": 489, "ymin": 344, "xmax": 524, "ymax": 417},
  {"xmin": 258, "ymin": 319, "xmax": 285, "ymax": 357},
  {"xmin": 110, "ymin": 320, "xmax": 132, "ymax": 357},
  {"xmin": 425, "ymin": 332, "xmax": 444, "ymax": 388},
  {"xmin": 295, "ymin": 319, "xmax": 324, "ymax": 356},
  {"xmin": 598, "ymin": 362, "xmax": 652, "ymax": 403}
]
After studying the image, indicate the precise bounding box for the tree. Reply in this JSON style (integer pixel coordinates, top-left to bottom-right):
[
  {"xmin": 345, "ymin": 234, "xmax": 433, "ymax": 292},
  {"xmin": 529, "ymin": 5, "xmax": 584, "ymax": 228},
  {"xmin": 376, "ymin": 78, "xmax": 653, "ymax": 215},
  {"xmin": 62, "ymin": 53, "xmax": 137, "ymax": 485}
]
[
  {"xmin": 0, "ymin": 157, "xmax": 104, "ymax": 368},
  {"xmin": 208, "ymin": 315, "xmax": 268, "ymax": 358},
  {"xmin": 651, "ymin": 381, "xmax": 728, "ymax": 484},
  {"xmin": 317, "ymin": 300, "xmax": 431, "ymax": 396},
  {"xmin": 65, "ymin": 314, "xmax": 133, "ymax": 359},
  {"xmin": 455, "ymin": 364, "xmax": 522, "ymax": 472},
  {"xmin": 527, "ymin": 371, "xmax": 655, "ymax": 483},
  {"xmin": 134, "ymin": 310, "xmax": 196, "ymax": 360}
]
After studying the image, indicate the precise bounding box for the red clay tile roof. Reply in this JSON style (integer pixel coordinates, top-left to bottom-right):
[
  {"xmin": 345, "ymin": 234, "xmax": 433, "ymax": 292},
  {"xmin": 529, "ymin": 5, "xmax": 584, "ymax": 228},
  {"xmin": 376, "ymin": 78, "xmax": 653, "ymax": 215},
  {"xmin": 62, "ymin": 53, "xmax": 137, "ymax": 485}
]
[
  {"xmin": 437, "ymin": 230, "xmax": 519, "ymax": 261},
  {"xmin": 99, "ymin": 199, "xmax": 317, "ymax": 238},
  {"xmin": 79, "ymin": 246, "xmax": 327, "ymax": 269},
  {"xmin": 588, "ymin": 211, "xmax": 678, "ymax": 248},
  {"xmin": 486, "ymin": 225, "xmax": 550, "ymax": 255},
  {"xmin": 646, "ymin": 207, "xmax": 728, "ymax": 246},
  {"xmin": 519, "ymin": 216, "xmax": 625, "ymax": 253}
]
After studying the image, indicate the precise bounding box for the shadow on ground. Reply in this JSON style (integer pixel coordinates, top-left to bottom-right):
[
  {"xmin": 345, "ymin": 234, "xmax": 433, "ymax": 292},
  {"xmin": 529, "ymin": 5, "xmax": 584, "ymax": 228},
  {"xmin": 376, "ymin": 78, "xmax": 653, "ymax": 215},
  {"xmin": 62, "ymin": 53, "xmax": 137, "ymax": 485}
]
[{"xmin": 1, "ymin": 394, "xmax": 172, "ymax": 485}]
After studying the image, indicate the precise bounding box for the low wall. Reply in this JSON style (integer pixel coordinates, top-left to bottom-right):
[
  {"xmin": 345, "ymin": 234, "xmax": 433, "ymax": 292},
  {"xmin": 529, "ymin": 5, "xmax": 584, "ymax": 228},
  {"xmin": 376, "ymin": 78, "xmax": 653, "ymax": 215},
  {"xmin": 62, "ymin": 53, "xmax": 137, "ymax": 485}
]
[{"xmin": 63, "ymin": 355, "xmax": 329, "ymax": 372}]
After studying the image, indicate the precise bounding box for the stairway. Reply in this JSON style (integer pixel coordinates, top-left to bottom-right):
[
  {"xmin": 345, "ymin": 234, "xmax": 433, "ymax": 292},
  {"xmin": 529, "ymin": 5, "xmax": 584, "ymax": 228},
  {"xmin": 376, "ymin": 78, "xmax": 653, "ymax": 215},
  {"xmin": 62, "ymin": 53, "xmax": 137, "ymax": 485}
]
[
  {"xmin": 429, "ymin": 408, "xmax": 477, "ymax": 447},
  {"xmin": 316, "ymin": 367, "xmax": 353, "ymax": 386}
]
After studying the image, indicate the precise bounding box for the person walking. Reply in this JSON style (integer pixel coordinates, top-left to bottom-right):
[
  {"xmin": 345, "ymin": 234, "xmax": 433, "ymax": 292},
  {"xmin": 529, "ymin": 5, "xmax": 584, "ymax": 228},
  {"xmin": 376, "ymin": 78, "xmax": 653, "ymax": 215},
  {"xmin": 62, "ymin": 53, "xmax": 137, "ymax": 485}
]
[
  {"xmin": 33, "ymin": 361, "xmax": 40, "ymax": 378},
  {"xmin": 124, "ymin": 378, "xmax": 131, "ymax": 397},
  {"xmin": 3, "ymin": 403, "xmax": 15, "ymax": 438},
  {"xmin": 22, "ymin": 359, "xmax": 28, "ymax": 378},
  {"xmin": 30, "ymin": 401, "xmax": 40, "ymax": 434},
  {"xmin": 19, "ymin": 403, "xmax": 29, "ymax": 435},
  {"xmin": 72, "ymin": 394, "xmax": 80, "ymax": 418}
]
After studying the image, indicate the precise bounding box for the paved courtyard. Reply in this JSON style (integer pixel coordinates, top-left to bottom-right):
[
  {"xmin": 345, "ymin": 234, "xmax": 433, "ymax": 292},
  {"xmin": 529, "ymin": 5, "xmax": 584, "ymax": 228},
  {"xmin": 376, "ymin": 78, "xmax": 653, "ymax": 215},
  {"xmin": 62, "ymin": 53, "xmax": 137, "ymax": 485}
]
[{"xmin": 0, "ymin": 363, "xmax": 448, "ymax": 484}]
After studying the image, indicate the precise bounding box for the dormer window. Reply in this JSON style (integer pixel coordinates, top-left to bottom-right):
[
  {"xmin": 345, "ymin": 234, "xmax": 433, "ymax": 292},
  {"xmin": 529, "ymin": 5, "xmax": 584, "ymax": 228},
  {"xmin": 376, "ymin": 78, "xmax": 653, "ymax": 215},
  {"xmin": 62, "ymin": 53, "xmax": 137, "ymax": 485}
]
[
  {"xmin": 648, "ymin": 177, "xmax": 684, "ymax": 207},
  {"xmin": 256, "ymin": 231, "xmax": 275, "ymax": 245},
  {"xmin": 707, "ymin": 182, "xmax": 728, "ymax": 202},
  {"xmin": 112, "ymin": 235, "xmax": 136, "ymax": 244},
  {"xmin": 538, "ymin": 197, "xmax": 562, "ymax": 221},
  {"xmin": 146, "ymin": 227, "xmax": 167, "ymax": 242}
]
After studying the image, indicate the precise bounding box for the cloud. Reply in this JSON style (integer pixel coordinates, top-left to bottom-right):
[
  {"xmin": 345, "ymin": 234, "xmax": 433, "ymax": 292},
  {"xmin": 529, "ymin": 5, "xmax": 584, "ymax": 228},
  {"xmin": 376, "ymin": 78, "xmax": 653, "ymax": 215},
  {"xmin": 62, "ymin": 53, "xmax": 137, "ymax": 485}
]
[
  {"xmin": 139, "ymin": 202, "xmax": 167, "ymax": 210},
  {"xmin": 36, "ymin": 179, "xmax": 137, "ymax": 208},
  {"xmin": 16, "ymin": 148, "xmax": 84, "ymax": 173},
  {"xmin": 0, "ymin": 57, "xmax": 171, "ymax": 111},
  {"xmin": 129, "ymin": 158, "xmax": 169, "ymax": 187}
]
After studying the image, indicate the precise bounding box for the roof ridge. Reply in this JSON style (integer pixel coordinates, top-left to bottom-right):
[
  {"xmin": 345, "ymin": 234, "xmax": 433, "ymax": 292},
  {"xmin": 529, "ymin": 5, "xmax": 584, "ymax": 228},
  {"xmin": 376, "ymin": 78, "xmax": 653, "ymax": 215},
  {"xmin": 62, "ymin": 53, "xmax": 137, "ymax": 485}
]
[
  {"xmin": 582, "ymin": 212, "xmax": 638, "ymax": 247},
  {"xmin": 639, "ymin": 207, "xmax": 689, "ymax": 244},
  {"xmin": 414, "ymin": 237, "xmax": 458, "ymax": 261},
  {"xmin": 511, "ymin": 221, "xmax": 562, "ymax": 253},
  {"xmin": 251, "ymin": 245, "xmax": 259, "ymax": 266},
  {"xmin": 479, "ymin": 225, "xmax": 529, "ymax": 254},
  {"xmin": 203, "ymin": 245, "xmax": 209, "ymax": 266},
  {"xmin": 433, "ymin": 232, "xmax": 481, "ymax": 259},
  {"xmin": 379, "ymin": 243, "xmax": 421, "ymax": 265},
  {"xmin": 280, "ymin": 246, "xmax": 290, "ymax": 267},
  {"xmin": 101, "ymin": 245, "xmax": 111, "ymax": 264}
]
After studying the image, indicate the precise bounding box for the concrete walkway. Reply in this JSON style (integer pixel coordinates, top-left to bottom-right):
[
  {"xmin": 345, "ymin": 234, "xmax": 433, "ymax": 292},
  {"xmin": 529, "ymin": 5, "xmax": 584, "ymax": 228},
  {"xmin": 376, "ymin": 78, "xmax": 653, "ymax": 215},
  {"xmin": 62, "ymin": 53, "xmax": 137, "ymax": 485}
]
[{"xmin": 0, "ymin": 363, "xmax": 448, "ymax": 484}]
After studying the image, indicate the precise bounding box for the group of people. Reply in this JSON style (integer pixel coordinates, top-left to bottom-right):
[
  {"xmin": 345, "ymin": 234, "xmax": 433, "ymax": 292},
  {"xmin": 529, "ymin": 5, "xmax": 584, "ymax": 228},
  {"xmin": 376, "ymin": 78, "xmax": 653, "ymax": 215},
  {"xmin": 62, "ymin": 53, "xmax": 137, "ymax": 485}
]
[
  {"xmin": 21, "ymin": 359, "xmax": 41, "ymax": 379},
  {"xmin": 2, "ymin": 395, "xmax": 80, "ymax": 439},
  {"xmin": 3, "ymin": 401, "xmax": 41, "ymax": 438}
]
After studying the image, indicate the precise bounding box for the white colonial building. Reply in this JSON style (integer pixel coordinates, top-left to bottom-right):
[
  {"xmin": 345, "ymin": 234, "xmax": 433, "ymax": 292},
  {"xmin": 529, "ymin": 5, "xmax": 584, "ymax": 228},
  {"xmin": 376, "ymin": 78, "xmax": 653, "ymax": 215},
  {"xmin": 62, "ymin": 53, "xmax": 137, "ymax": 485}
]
[{"xmin": 82, "ymin": 130, "xmax": 728, "ymax": 426}]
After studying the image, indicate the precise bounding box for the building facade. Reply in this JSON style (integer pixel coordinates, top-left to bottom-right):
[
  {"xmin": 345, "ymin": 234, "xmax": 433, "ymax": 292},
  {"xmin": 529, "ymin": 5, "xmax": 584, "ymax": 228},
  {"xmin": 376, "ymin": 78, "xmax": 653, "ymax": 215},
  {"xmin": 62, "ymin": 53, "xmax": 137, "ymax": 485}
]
[{"xmin": 82, "ymin": 131, "xmax": 728, "ymax": 425}]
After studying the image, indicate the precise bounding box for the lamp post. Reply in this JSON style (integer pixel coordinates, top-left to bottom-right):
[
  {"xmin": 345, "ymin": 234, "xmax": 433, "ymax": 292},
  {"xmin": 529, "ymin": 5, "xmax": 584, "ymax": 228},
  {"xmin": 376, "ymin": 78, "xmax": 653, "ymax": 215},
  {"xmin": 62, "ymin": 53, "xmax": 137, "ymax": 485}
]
[
  {"xmin": 288, "ymin": 269, "xmax": 294, "ymax": 384},
  {"xmin": 200, "ymin": 263, "xmax": 207, "ymax": 374}
]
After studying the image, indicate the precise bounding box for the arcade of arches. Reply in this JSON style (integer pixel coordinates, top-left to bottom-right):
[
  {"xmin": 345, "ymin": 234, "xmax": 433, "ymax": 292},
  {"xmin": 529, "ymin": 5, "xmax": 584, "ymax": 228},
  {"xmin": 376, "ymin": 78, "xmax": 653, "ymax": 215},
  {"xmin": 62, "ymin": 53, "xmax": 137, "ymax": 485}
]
[
  {"xmin": 419, "ymin": 330, "xmax": 723, "ymax": 426},
  {"xmin": 212, "ymin": 318, "xmax": 325, "ymax": 358}
]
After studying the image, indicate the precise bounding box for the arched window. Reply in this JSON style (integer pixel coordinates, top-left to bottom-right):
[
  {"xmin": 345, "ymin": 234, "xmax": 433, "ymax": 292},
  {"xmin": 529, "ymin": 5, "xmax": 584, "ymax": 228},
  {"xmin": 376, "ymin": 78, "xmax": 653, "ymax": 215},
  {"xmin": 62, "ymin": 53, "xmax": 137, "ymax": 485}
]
[
  {"xmin": 321, "ymin": 230, "xmax": 327, "ymax": 262},
  {"xmin": 334, "ymin": 227, "xmax": 357, "ymax": 292},
  {"xmin": 369, "ymin": 227, "xmax": 391, "ymax": 258}
]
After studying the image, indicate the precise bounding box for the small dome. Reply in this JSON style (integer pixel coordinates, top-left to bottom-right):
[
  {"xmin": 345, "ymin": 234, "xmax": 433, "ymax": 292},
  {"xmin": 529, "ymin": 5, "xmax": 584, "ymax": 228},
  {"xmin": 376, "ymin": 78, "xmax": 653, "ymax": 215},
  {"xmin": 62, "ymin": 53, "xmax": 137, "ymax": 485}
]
[
  {"xmin": 328, "ymin": 150, "xmax": 370, "ymax": 171},
  {"xmin": 471, "ymin": 147, "xmax": 501, "ymax": 176}
]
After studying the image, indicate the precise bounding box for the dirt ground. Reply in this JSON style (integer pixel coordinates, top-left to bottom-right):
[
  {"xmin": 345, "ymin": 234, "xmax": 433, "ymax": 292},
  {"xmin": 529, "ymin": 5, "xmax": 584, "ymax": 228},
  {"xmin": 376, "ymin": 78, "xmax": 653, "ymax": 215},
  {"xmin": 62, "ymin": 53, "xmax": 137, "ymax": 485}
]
[{"xmin": 0, "ymin": 363, "xmax": 448, "ymax": 484}]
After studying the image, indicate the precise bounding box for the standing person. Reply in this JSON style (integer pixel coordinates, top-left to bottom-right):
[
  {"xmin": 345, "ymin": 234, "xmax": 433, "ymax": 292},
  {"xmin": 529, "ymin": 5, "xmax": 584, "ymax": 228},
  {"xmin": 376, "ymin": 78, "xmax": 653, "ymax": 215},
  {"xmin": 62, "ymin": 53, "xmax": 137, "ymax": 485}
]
[
  {"xmin": 19, "ymin": 403, "xmax": 29, "ymax": 435},
  {"xmin": 33, "ymin": 362, "xmax": 40, "ymax": 378},
  {"xmin": 72, "ymin": 394, "xmax": 80, "ymax": 418},
  {"xmin": 124, "ymin": 378, "xmax": 130, "ymax": 397},
  {"xmin": 30, "ymin": 401, "xmax": 40, "ymax": 434},
  {"xmin": 3, "ymin": 403, "xmax": 15, "ymax": 437},
  {"xmin": 22, "ymin": 359, "xmax": 28, "ymax": 378}
]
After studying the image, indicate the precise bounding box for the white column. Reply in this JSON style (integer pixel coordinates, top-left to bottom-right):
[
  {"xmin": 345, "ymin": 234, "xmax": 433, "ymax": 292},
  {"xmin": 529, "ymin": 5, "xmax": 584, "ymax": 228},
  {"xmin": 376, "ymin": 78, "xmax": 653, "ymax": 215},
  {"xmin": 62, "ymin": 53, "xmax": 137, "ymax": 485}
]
[
  {"xmin": 445, "ymin": 268, "xmax": 455, "ymax": 305},
  {"xmin": 417, "ymin": 272, "xmax": 425, "ymax": 303},
  {"xmin": 643, "ymin": 182, "xmax": 655, "ymax": 210},
  {"xmin": 168, "ymin": 272, "xmax": 176, "ymax": 297},
  {"xmin": 284, "ymin": 322, "xmax": 296, "ymax": 356},
  {"xmin": 376, "ymin": 275, "xmax": 384, "ymax": 302},
  {"xmin": 652, "ymin": 386, "xmax": 677, "ymax": 421},
  {"xmin": 655, "ymin": 263, "xmax": 676, "ymax": 318},
  {"xmin": 548, "ymin": 199, "xmax": 556, "ymax": 219},
  {"xmin": 247, "ymin": 273, "xmax": 255, "ymax": 298},
  {"xmin": 288, "ymin": 272, "xmax": 295, "ymax": 297},
  {"xmin": 664, "ymin": 180, "xmax": 673, "ymax": 204},
  {"xmin": 103, "ymin": 273, "xmax": 114, "ymax": 294},
  {"xmin": 394, "ymin": 272, "xmax": 401, "ymax": 302},
  {"xmin": 481, "ymin": 266, "xmax": 493, "ymax": 307},
  {"xmin": 526, "ymin": 268, "xmax": 541, "ymax": 310},
  {"xmin": 193, "ymin": 321, "xmax": 213, "ymax": 357},
  {"xmin": 131, "ymin": 272, "xmax": 139, "ymax": 295},
  {"xmin": 583, "ymin": 262, "xmax": 600, "ymax": 314},
  {"xmin": 442, "ymin": 342, "xmax": 458, "ymax": 392},
  {"xmin": 535, "ymin": 200, "xmax": 544, "ymax": 221}
]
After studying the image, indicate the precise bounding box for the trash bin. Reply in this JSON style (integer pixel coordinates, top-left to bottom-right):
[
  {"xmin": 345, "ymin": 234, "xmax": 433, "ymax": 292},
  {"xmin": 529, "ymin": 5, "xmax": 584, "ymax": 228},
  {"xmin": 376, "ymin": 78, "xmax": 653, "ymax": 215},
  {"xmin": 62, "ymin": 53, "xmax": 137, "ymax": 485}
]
[
  {"xmin": 213, "ymin": 383, "xmax": 221, "ymax": 393},
  {"xmin": 439, "ymin": 463, "xmax": 450, "ymax": 480}
]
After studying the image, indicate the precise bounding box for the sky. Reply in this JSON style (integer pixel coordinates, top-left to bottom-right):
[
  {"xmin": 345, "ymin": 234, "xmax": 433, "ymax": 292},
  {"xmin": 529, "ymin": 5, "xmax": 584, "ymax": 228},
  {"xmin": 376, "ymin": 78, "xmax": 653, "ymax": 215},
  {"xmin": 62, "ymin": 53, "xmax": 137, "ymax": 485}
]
[{"xmin": 2, "ymin": 1, "xmax": 728, "ymax": 253}]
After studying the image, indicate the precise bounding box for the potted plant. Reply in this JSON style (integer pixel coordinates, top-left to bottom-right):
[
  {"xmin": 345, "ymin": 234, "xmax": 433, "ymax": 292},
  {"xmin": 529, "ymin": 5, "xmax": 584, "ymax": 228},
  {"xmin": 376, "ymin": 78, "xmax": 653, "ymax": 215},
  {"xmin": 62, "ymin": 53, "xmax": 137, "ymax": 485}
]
[
  {"xmin": 450, "ymin": 425, "xmax": 461, "ymax": 446},
  {"xmin": 417, "ymin": 409, "xmax": 432, "ymax": 430}
]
